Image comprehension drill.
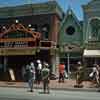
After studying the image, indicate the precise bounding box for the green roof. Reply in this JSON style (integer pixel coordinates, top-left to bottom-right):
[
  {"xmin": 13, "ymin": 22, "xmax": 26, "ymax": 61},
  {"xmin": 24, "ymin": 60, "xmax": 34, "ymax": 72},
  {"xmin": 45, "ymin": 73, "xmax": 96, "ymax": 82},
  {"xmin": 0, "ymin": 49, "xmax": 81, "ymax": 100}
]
[{"xmin": 0, "ymin": 1, "xmax": 64, "ymax": 19}]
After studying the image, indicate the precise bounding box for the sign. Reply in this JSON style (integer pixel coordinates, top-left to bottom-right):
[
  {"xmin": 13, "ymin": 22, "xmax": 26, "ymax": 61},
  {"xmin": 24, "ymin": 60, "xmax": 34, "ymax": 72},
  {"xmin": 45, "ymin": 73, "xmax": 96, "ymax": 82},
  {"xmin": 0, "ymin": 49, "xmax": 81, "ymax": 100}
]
[
  {"xmin": 9, "ymin": 69, "xmax": 15, "ymax": 81},
  {"xmin": 0, "ymin": 48, "xmax": 36, "ymax": 55},
  {"xmin": 2, "ymin": 42, "xmax": 28, "ymax": 48}
]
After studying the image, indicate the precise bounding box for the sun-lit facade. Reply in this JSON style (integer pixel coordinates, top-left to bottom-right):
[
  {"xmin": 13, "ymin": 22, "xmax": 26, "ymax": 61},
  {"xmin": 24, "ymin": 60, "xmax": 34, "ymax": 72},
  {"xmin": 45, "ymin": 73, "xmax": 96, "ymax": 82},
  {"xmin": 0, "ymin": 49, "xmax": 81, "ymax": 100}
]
[{"xmin": 0, "ymin": 0, "xmax": 100, "ymax": 81}]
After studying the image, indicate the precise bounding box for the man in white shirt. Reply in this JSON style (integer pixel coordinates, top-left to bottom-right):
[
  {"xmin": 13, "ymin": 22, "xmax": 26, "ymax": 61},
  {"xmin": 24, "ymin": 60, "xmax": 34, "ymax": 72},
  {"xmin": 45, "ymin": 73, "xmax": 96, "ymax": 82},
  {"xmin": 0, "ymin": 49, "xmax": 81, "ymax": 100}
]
[{"xmin": 36, "ymin": 60, "xmax": 42, "ymax": 84}]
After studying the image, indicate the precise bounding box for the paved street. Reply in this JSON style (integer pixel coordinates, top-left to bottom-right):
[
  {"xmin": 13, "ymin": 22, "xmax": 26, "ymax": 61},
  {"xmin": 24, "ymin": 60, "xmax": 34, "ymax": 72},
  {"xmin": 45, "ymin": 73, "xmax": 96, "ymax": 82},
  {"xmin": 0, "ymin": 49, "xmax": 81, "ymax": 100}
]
[
  {"xmin": 0, "ymin": 87, "xmax": 100, "ymax": 100},
  {"xmin": 0, "ymin": 79, "xmax": 95, "ymax": 90}
]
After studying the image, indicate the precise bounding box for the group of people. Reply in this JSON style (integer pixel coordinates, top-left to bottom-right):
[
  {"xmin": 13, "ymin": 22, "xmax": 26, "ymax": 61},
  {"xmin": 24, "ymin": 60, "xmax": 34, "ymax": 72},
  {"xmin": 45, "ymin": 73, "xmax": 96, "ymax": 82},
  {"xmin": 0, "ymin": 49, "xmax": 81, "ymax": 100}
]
[
  {"xmin": 23, "ymin": 60, "xmax": 100, "ymax": 92},
  {"xmin": 23, "ymin": 60, "xmax": 50, "ymax": 93},
  {"xmin": 75, "ymin": 62, "xmax": 100, "ymax": 88}
]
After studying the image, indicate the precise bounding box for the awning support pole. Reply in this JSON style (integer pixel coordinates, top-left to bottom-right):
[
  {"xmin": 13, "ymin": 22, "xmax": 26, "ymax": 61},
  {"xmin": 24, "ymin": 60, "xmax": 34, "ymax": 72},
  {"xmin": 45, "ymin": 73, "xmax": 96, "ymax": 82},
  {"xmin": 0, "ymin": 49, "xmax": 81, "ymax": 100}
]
[{"xmin": 67, "ymin": 53, "xmax": 70, "ymax": 78}]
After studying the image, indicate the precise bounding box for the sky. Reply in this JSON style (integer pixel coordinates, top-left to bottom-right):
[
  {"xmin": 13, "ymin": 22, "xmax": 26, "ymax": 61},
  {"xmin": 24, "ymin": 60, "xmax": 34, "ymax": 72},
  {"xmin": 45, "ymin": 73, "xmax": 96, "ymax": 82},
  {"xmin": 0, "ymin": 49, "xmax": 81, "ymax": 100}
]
[{"xmin": 0, "ymin": 0, "xmax": 92, "ymax": 20}]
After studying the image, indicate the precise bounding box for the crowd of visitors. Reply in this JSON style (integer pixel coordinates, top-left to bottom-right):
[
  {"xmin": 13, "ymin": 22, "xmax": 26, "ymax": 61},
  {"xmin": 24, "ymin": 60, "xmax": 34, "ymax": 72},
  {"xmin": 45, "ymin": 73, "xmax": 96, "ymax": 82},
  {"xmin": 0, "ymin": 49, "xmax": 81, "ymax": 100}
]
[
  {"xmin": 22, "ymin": 59, "xmax": 100, "ymax": 93},
  {"xmin": 23, "ymin": 59, "xmax": 50, "ymax": 93}
]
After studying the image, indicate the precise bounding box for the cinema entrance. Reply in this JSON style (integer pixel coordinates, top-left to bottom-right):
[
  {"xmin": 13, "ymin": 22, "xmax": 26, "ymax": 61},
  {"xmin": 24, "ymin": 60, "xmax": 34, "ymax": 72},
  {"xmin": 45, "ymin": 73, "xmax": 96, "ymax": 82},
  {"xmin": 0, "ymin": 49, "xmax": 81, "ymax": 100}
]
[{"xmin": 0, "ymin": 22, "xmax": 41, "ymax": 81}]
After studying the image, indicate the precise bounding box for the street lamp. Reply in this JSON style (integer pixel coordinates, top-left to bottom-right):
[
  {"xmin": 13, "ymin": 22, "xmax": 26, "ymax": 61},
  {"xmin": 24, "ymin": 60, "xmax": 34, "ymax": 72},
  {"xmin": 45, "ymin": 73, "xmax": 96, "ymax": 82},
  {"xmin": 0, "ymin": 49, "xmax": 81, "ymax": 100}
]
[{"xmin": 64, "ymin": 45, "xmax": 72, "ymax": 78}]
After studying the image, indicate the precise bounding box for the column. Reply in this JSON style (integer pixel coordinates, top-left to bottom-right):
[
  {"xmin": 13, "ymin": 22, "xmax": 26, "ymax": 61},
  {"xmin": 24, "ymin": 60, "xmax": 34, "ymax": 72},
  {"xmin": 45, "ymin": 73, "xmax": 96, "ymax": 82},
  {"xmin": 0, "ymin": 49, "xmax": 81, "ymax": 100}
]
[
  {"xmin": 51, "ymin": 55, "xmax": 56, "ymax": 74},
  {"xmin": 51, "ymin": 53, "xmax": 60, "ymax": 76},
  {"xmin": 50, "ymin": 15, "xmax": 59, "ymax": 42},
  {"xmin": 67, "ymin": 53, "xmax": 70, "ymax": 78},
  {"xmin": 3, "ymin": 56, "xmax": 7, "ymax": 72}
]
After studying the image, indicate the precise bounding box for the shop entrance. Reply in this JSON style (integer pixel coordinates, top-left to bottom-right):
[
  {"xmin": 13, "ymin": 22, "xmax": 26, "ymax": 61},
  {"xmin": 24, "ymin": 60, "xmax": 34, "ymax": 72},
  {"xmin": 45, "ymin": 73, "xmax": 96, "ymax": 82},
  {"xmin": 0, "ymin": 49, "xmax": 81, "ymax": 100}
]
[
  {"xmin": 0, "ymin": 50, "xmax": 51, "ymax": 82},
  {"xmin": 6, "ymin": 55, "xmax": 35, "ymax": 82}
]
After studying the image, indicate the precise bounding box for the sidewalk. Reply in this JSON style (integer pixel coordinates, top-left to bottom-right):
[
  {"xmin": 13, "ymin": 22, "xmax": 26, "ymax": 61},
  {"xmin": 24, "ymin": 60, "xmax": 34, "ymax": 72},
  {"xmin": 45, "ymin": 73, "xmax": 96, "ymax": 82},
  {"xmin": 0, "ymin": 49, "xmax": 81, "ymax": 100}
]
[{"xmin": 0, "ymin": 79, "xmax": 98, "ymax": 92}]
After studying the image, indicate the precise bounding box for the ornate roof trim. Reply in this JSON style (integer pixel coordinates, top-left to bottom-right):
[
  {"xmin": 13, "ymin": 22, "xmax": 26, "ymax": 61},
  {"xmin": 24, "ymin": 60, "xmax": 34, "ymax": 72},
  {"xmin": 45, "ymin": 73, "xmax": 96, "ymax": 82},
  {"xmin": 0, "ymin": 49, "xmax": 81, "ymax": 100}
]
[{"xmin": 0, "ymin": 23, "xmax": 41, "ymax": 41}]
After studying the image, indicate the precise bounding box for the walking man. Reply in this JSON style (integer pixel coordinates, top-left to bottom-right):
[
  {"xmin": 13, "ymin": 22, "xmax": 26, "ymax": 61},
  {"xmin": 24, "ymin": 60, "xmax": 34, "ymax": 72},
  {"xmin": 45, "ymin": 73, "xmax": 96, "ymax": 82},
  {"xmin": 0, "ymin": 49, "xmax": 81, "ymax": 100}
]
[
  {"xmin": 41, "ymin": 62, "xmax": 50, "ymax": 94},
  {"xmin": 36, "ymin": 60, "xmax": 42, "ymax": 84},
  {"xmin": 26, "ymin": 62, "xmax": 35, "ymax": 92}
]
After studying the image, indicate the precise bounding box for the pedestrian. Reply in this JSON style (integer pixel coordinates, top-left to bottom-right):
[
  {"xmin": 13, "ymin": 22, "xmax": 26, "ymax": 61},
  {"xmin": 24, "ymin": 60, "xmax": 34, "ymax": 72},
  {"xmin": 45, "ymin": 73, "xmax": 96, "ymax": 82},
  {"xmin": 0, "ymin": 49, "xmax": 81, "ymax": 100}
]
[
  {"xmin": 41, "ymin": 62, "xmax": 50, "ymax": 94},
  {"xmin": 89, "ymin": 64, "xmax": 100, "ymax": 87},
  {"xmin": 58, "ymin": 62, "xmax": 65, "ymax": 83},
  {"xmin": 75, "ymin": 61, "xmax": 84, "ymax": 88},
  {"xmin": 36, "ymin": 59, "xmax": 42, "ymax": 84},
  {"xmin": 25, "ymin": 62, "xmax": 35, "ymax": 92}
]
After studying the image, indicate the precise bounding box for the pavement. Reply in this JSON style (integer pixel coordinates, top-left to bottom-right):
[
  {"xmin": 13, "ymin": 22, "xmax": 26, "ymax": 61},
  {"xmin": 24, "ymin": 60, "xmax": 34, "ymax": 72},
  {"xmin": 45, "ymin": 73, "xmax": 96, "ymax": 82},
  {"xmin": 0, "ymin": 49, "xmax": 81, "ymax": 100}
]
[
  {"xmin": 0, "ymin": 87, "xmax": 100, "ymax": 100},
  {"xmin": 0, "ymin": 79, "xmax": 99, "ymax": 92}
]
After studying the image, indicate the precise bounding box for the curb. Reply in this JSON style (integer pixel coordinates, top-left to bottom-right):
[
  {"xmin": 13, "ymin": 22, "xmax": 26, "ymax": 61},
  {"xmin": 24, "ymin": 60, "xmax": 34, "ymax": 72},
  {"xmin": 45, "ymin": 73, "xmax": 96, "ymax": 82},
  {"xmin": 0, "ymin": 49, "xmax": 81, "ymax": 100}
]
[{"xmin": 0, "ymin": 85, "xmax": 98, "ymax": 92}]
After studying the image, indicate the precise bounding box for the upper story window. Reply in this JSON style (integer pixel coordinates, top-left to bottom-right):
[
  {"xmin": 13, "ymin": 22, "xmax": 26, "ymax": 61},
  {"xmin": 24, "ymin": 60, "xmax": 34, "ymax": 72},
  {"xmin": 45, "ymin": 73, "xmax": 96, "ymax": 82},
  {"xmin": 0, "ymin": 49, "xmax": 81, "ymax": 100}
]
[
  {"xmin": 66, "ymin": 26, "xmax": 75, "ymax": 35},
  {"xmin": 90, "ymin": 18, "xmax": 100, "ymax": 40},
  {"xmin": 41, "ymin": 24, "xmax": 49, "ymax": 40},
  {"xmin": 2, "ymin": 31, "xmax": 33, "ymax": 38},
  {"xmin": 28, "ymin": 24, "xmax": 38, "ymax": 31}
]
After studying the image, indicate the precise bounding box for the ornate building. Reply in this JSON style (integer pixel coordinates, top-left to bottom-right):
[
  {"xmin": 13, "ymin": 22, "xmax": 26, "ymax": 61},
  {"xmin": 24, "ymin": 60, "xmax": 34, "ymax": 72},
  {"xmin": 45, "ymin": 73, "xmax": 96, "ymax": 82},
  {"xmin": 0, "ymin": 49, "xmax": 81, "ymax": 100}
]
[
  {"xmin": 59, "ymin": 0, "xmax": 100, "ymax": 72},
  {"xmin": 83, "ymin": 0, "xmax": 100, "ymax": 67},
  {"xmin": 58, "ymin": 8, "xmax": 83, "ymax": 73},
  {"xmin": 0, "ymin": 0, "xmax": 100, "ymax": 81},
  {"xmin": 0, "ymin": 1, "xmax": 63, "ymax": 81}
]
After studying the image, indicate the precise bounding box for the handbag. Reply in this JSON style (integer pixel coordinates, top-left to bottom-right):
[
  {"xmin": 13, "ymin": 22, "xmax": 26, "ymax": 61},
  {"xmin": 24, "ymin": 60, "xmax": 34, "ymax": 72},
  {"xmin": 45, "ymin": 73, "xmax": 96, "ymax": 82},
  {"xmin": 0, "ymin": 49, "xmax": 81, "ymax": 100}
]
[{"xmin": 89, "ymin": 72, "xmax": 94, "ymax": 77}]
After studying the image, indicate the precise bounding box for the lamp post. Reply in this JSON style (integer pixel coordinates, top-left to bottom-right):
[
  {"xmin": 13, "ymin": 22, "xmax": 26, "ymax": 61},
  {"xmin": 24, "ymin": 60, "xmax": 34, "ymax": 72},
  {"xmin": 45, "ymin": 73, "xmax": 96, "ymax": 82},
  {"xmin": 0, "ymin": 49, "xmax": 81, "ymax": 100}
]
[
  {"xmin": 64, "ymin": 45, "xmax": 71, "ymax": 79},
  {"xmin": 67, "ymin": 52, "xmax": 70, "ymax": 77}
]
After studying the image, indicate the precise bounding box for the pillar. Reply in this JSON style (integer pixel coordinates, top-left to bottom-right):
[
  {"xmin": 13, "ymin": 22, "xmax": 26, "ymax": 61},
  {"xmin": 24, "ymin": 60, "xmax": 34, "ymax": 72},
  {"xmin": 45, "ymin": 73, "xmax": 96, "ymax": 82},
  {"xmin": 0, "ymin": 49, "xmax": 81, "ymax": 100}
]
[
  {"xmin": 51, "ymin": 53, "xmax": 60, "ymax": 76},
  {"xmin": 3, "ymin": 56, "xmax": 7, "ymax": 72}
]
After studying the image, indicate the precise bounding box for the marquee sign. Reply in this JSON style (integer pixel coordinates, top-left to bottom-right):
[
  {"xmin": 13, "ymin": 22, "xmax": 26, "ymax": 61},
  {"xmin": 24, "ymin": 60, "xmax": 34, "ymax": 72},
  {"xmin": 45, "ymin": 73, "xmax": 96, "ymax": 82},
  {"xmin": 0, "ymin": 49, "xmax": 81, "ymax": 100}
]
[{"xmin": 0, "ymin": 48, "xmax": 36, "ymax": 56}]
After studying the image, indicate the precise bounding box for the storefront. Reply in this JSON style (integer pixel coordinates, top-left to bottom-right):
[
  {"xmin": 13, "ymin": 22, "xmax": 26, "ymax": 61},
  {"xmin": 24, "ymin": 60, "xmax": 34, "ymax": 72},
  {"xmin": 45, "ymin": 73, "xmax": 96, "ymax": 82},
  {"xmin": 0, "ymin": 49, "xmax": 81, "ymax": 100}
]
[
  {"xmin": 83, "ymin": 49, "xmax": 100, "ymax": 67},
  {"xmin": 0, "ymin": 22, "xmax": 41, "ymax": 81}
]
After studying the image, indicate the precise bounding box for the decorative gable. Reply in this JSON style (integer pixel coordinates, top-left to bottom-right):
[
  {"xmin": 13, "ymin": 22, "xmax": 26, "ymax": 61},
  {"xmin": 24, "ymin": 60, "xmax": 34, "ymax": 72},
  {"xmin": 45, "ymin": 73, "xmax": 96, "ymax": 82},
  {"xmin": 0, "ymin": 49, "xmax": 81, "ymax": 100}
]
[
  {"xmin": 0, "ymin": 23, "xmax": 41, "ymax": 42},
  {"xmin": 59, "ymin": 8, "xmax": 83, "ymax": 47}
]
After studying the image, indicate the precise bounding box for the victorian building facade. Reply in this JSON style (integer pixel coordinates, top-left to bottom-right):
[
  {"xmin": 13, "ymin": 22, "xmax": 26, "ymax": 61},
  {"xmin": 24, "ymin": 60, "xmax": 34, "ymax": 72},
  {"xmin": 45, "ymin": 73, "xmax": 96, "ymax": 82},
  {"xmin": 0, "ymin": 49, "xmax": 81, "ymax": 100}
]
[
  {"xmin": 59, "ymin": 0, "xmax": 100, "ymax": 73},
  {"xmin": 82, "ymin": 0, "xmax": 100, "ymax": 67},
  {"xmin": 0, "ymin": 0, "xmax": 100, "ymax": 81},
  {"xmin": 0, "ymin": 1, "xmax": 63, "ymax": 81}
]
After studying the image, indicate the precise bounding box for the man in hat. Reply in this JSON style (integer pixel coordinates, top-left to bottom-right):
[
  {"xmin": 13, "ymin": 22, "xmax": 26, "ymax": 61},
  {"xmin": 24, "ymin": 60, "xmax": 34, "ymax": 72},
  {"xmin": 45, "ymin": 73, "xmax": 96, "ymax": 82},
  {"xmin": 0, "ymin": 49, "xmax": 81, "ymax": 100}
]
[
  {"xmin": 41, "ymin": 62, "xmax": 50, "ymax": 93},
  {"xmin": 74, "ymin": 61, "xmax": 84, "ymax": 88}
]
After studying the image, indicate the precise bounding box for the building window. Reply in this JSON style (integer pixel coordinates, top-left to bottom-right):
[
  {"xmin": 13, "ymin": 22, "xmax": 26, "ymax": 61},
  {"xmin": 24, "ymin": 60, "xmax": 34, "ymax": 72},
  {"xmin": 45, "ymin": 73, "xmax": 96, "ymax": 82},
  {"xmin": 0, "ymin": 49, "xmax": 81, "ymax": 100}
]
[
  {"xmin": 66, "ymin": 26, "xmax": 75, "ymax": 35},
  {"xmin": 90, "ymin": 18, "xmax": 100, "ymax": 40},
  {"xmin": 2, "ymin": 31, "xmax": 33, "ymax": 38},
  {"xmin": 28, "ymin": 24, "xmax": 38, "ymax": 31},
  {"xmin": 42, "ymin": 24, "xmax": 49, "ymax": 40}
]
